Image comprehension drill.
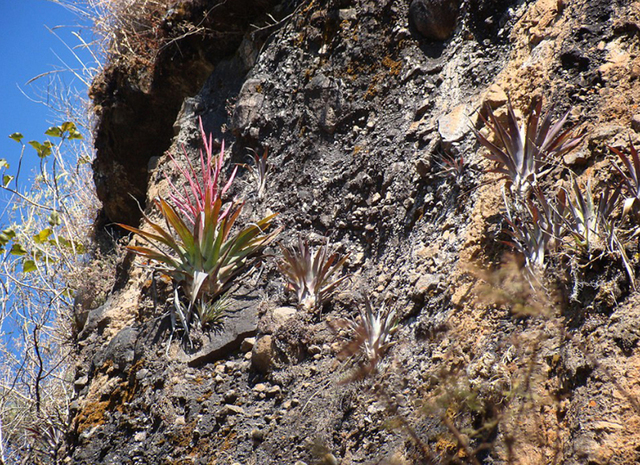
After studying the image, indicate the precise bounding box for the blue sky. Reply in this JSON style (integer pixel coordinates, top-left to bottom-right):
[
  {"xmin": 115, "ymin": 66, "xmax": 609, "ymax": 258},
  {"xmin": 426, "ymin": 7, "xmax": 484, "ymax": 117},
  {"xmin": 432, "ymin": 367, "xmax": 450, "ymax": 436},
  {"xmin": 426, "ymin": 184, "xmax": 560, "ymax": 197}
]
[{"xmin": 0, "ymin": 0, "xmax": 93, "ymax": 197}]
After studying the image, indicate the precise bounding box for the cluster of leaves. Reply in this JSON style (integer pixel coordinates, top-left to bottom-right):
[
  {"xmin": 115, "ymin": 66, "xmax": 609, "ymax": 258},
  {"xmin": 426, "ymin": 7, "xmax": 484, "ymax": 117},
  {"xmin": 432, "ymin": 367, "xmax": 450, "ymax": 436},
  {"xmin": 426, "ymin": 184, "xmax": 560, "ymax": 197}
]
[
  {"xmin": 244, "ymin": 148, "xmax": 270, "ymax": 200},
  {"xmin": 341, "ymin": 298, "xmax": 397, "ymax": 380},
  {"xmin": 120, "ymin": 119, "xmax": 279, "ymax": 340},
  {"xmin": 1, "ymin": 123, "xmax": 87, "ymax": 275},
  {"xmin": 1, "ymin": 120, "xmax": 97, "ymax": 464},
  {"xmin": 475, "ymin": 97, "xmax": 583, "ymax": 199},
  {"xmin": 477, "ymin": 97, "xmax": 638, "ymax": 288},
  {"xmin": 278, "ymin": 236, "xmax": 350, "ymax": 312}
]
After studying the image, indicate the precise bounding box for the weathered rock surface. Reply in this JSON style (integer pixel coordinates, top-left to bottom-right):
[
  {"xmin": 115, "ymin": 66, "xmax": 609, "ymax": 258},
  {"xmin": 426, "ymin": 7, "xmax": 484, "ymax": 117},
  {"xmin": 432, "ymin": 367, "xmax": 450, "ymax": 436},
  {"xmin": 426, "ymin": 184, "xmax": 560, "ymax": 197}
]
[{"xmin": 66, "ymin": 0, "xmax": 640, "ymax": 463}]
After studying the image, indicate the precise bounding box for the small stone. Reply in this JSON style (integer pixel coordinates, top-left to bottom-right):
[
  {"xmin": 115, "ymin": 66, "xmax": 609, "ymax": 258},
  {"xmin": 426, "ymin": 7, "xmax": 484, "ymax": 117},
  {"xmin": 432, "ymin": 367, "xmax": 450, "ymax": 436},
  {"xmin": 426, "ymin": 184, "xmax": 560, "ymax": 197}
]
[
  {"xmin": 240, "ymin": 337, "xmax": 256, "ymax": 352},
  {"xmin": 266, "ymin": 385, "xmax": 282, "ymax": 398},
  {"xmin": 215, "ymin": 374, "xmax": 224, "ymax": 383},
  {"xmin": 175, "ymin": 415, "xmax": 186, "ymax": 426},
  {"xmin": 218, "ymin": 405, "xmax": 245, "ymax": 417},
  {"xmin": 134, "ymin": 431, "xmax": 147, "ymax": 442},
  {"xmin": 483, "ymin": 84, "xmax": 508, "ymax": 109},
  {"xmin": 272, "ymin": 307, "xmax": 296, "ymax": 325},
  {"xmin": 253, "ymin": 383, "xmax": 268, "ymax": 393},
  {"xmin": 260, "ymin": 307, "xmax": 297, "ymax": 334},
  {"xmin": 308, "ymin": 345, "xmax": 322, "ymax": 356},
  {"xmin": 251, "ymin": 428, "xmax": 265, "ymax": 442},
  {"xmin": 74, "ymin": 375, "xmax": 89, "ymax": 390},
  {"xmin": 438, "ymin": 103, "xmax": 473, "ymax": 145},
  {"xmin": 224, "ymin": 390, "xmax": 238, "ymax": 404},
  {"xmin": 338, "ymin": 8, "xmax": 357, "ymax": 21},
  {"xmin": 632, "ymin": 114, "xmax": 640, "ymax": 133},
  {"xmin": 224, "ymin": 361, "xmax": 236, "ymax": 372},
  {"xmin": 252, "ymin": 335, "xmax": 274, "ymax": 373}
]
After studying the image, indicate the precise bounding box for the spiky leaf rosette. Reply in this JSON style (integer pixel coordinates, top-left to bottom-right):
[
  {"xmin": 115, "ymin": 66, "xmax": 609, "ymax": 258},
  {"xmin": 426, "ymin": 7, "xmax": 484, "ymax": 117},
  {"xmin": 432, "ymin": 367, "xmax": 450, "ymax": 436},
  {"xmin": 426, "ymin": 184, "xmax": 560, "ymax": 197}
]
[
  {"xmin": 278, "ymin": 236, "xmax": 349, "ymax": 311},
  {"xmin": 476, "ymin": 97, "xmax": 583, "ymax": 198}
]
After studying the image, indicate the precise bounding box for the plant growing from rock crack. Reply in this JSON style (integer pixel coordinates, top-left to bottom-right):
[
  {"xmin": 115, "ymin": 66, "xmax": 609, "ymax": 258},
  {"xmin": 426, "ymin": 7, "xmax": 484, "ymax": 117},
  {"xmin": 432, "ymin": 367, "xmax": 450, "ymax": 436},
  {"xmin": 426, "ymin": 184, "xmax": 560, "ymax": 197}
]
[
  {"xmin": 119, "ymin": 123, "xmax": 279, "ymax": 338},
  {"xmin": 475, "ymin": 97, "xmax": 583, "ymax": 199},
  {"xmin": 560, "ymin": 178, "xmax": 635, "ymax": 288},
  {"xmin": 503, "ymin": 201, "xmax": 550, "ymax": 276},
  {"xmin": 561, "ymin": 178, "xmax": 620, "ymax": 252},
  {"xmin": 437, "ymin": 151, "xmax": 465, "ymax": 185},
  {"xmin": 336, "ymin": 298, "xmax": 398, "ymax": 382},
  {"xmin": 243, "ymin": 148, "xmax": 270, "ymax": 200},
  {"xmin": 502, "ymin": 188, "xmax": 568, "ymax": 276},
  {"xmin": 351, "ymin": 298, "xmax": 397, "ymax": 373},
  {"xmin": 278, "ymin": 236, "xmax": 349, "ymax": 311},
  {"xmin": 610, "ymin": 139, "xmax": 640, "ymax": 217}
]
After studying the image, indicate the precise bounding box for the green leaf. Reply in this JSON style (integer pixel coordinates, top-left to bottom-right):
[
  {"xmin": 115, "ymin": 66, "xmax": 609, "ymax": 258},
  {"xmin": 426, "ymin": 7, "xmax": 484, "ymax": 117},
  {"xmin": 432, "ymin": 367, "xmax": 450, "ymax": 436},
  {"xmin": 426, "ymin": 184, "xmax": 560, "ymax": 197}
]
[
  {"xmin": 29, "ymin": 140, "xmax": 53, "ymax": 158},
  {"xmin": 68, "ymin": 129, "xmax": 83, "ymax": 140},
  {"xmin": 78, "ymin": 155, "xmax": 91, "ymax": 165},
  {"xmin": 9, "ymin": 133, "xmax": 23, "ymax": 143},
  {"xmin": 0, "ymin": 159, "xmax": 9, "ymax": 170},
  {"xmin": 60, "ymin": 122, "xmax": 76, "ymax": 133},
  {"xmin": 23, "ymin": 260, "xmax": 37, "ymax": 273},
  {"xmin": 45, "ymin": 126, "xmax": 62, "ymax": 138},
  {"xmin": 0, "ymin": 229, "xmax": 15, "ymax": 246},
  {"xmin": 2, "ymin": 175, "xmax": 13, "ymax": 187},
  {"xmin": 10, "ymin": 243, "xmax": 27, "ymax": 256},
  {"xmin": 33, "ymin": 228, "xmax": 52, "ymax": 244},
  {"xmin": 48, "ymin": 211, "xmax": 61, "ymax": 226}
]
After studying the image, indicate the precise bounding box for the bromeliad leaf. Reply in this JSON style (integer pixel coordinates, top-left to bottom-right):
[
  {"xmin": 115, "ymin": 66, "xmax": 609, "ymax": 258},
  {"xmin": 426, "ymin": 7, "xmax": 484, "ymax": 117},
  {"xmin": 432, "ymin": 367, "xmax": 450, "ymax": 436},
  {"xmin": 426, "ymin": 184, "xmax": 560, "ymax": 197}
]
[
  {"xmin": 476, "ymin": 97, "xmax": 583, "ymax": 199},
  {"xmin": 278, "ymin": 236, "xmax": 350, "ymax": 311},
  {"xmin": 165, "ymin": 118, "xmax": 237, "ymax": 227},
  {"xmin": 610, "ymin": 139, "xmax": 640, "ymax": 216},
  {"xmin": 119, "ymin": 197, "xmax": 279, "ymax": 327}
]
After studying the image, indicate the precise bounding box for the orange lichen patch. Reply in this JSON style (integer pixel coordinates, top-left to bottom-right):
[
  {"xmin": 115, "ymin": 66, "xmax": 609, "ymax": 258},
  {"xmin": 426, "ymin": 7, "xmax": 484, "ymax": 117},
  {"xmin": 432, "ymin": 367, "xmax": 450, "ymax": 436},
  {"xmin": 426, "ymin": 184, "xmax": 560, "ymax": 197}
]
[
  {"xmin": 352, "ymin": 145, "xmax": 365, "ymax": 156},
  {"xmin": 382, "ymin": 56, "xmax": 403, "ymax": 76},
  {"xmin": 76, "ymin": 401, "xmax": 110, "ymax": 434},
  {"xmin": 168, "ymin": 420, "xmax": 197, "ymax": 448},
  {"xmin": 363, "ymin": 75, "xmax": 382, "ymax": 100},
  {"xmin": 196, "ymin": 390, "xmax": 213, "ymax": 402},
  {"xmin": 434, "ymin": 434, "xmax": 458, "ymax": 455},
  {"xmin": 220, "ymin": 431, "xmax": 237, "ymax": 453}
]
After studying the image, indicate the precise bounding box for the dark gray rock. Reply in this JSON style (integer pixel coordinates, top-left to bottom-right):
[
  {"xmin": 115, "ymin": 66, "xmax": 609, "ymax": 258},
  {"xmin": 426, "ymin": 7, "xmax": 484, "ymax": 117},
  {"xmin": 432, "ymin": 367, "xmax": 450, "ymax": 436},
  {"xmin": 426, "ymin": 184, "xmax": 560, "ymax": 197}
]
[
  {"xmin": 78, "ymin": 303, "xmax": 110, "ymax": 341},
  {"xmin": 182, "ymin": 304, "xmax": 258, "ymax": 367},
  {"xmin": 409, "ymin": 0, "xmax": 461, "ymax": 41},
  {"xmin": 92, "ymin": 326, "xmax": 138, "ymax": 372},
  {"xmin": 231, "ymin": 78, "xmax": 266, "ymax": 137}
]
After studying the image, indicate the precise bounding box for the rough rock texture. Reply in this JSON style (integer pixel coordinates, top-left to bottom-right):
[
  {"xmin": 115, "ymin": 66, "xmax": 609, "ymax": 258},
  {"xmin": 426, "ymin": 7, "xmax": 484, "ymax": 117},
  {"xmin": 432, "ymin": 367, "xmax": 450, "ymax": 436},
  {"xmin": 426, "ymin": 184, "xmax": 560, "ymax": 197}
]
[
  {"xmin": 409, "ymin": 0, "xmax": 461, "ymax": 41},
  {"xmin": 67, "ymin": 0, "xmax": 640, "ymax": 463},
  {"xmin": 90, "ymin": 0, "xmax": 283, "ymax": 226}
]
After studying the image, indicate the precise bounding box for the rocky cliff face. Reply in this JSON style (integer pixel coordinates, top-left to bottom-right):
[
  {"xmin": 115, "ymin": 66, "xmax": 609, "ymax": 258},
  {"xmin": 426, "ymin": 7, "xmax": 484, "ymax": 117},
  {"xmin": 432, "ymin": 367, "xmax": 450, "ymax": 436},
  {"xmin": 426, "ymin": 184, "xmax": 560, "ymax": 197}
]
[{"xmin": 67, "ymin": 0, "xmax": 640, "ymax": 463}]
